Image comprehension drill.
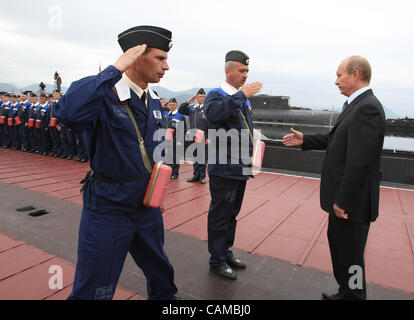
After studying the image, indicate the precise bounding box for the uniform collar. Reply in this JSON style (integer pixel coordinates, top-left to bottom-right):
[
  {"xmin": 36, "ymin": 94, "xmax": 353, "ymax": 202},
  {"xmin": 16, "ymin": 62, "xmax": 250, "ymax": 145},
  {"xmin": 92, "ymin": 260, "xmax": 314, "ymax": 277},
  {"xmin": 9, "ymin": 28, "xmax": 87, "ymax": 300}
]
[
  {"xmin": 122, "ymin": 73, "xmax": 148, "ymax": 101},
  {"xmin": 40, "ymin": 103, "xmax": 48, "ymax": 108},
  {"xmin": 221, "ymin": 81, "xmax": 239, "ymax": 95},
  {"xmin": 114, "ymin": 73, "xmax": 159, "ymax": 103},
  {"xmin": 169, "ymin": 109, "xmax": 178, "ymax": 115}
]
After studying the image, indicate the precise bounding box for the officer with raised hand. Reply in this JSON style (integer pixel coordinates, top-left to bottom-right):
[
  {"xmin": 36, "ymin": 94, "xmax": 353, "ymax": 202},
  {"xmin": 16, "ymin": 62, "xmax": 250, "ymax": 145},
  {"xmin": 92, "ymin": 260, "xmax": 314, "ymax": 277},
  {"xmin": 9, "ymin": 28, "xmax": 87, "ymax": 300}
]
[
  {"xmin": 204, "ymin": 50, "xmax": 262, "ymax": 280},
  {"xmin": 55, "ymin": 25, "xmax": 177, "ymax": 300},
  {"xmin": 163, "ymin": 97, "xmax": 185, "ymax": 179},
  {"xmin": 179, "ymin": 88, "xmax": 209, "ymax": 184}
]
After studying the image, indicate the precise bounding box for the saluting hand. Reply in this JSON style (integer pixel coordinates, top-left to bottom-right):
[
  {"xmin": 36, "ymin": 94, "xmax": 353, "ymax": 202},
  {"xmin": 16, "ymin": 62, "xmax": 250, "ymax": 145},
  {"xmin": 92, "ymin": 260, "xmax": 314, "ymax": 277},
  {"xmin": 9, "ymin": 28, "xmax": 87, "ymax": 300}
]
[
  {"xmin": 241, "ymin": 82, "xmax": 263, "ymax": 99},
  {"xmin": 113, "ymin": 44, "xmax": 147, "ymax": 73},
  {"xmin": 187, "ymin": 96, "xmax": 197, "ymax": 104},
  {"xmin": 282, "ymin": 128, "xmax": 304, "ymax": 147}
]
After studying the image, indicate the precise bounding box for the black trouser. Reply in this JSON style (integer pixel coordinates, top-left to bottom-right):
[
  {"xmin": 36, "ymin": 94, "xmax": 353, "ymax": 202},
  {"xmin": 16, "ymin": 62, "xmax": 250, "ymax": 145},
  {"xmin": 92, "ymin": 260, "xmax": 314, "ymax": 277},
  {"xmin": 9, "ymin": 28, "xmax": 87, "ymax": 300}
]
[
  {"xmin": 192, "ymin": 143, "xmax": 207, "ymax": 179},
  {"xmin": 2, "ymin": 124, "xmax": 11, "ymax": 147},
  {"xmin": 208, "ymin": 175, "xmax": 247, "ymax": 267},
  {"xmin": 327, "ymin": 214, "xmax": 370, "ymax": 299},
  {"xmin": 61, "ymin": 127, "xmax": 76, "ymax": 157},
  {"xmin": 29, "ymin": 126, "xmax": 38, "ymax": 152},
  {"xmin": 50, "ymin": 126, "xmax": 62, "ymax": 155},
  {"xmin": 75, "ymin": 132, "xmax": 87, "ymax": 160},
  {"xmin": 20, "ymin": 124, "xmax": 30, "ymax": 150},
  {"xmin": 11, "ymin": 125, "xmax": 21, "ymax": 149},
  {"xmin": 165, "ymin": 137, "xmax": 181, "ymax": 177}
]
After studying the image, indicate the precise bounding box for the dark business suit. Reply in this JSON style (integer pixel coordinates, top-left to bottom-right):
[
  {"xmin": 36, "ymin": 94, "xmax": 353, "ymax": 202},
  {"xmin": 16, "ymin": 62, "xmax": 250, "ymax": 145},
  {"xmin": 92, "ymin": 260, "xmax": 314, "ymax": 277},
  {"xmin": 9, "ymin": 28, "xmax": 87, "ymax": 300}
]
[{"xmin": 302, "ymin": 89, "xmax": 385, "ymax": 299}]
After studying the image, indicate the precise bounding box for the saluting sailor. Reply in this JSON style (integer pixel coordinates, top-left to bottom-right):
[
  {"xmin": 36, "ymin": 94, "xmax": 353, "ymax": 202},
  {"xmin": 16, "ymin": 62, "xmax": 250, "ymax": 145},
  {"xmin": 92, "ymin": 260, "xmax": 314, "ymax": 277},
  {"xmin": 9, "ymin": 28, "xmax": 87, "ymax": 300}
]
[
  {"xmin": 204, "ymin": 50, "xmax": 262, "ymax": 280},
  {"xmin": 178, "ymin": 88, "xmax": 208, "ymax": 184},
  {"xmin": 162, "ymin": 97, "xmax": 185, "ymax": 179},
  {"xmin": 55, "ymin": 25, "xmax": 178, "ymax": 300}
]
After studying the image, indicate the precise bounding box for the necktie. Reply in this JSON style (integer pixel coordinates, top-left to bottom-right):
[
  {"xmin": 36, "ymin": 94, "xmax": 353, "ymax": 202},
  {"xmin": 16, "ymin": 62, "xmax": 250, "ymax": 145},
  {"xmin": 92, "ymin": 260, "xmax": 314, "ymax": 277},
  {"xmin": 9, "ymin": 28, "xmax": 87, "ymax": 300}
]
[
  {"xmin": 141, "ymin": 91, "xmax": 147, "ymax": 108},
  {"xmin": 342, "ymin": 101, "xmax": 349, "ymax": 112}
]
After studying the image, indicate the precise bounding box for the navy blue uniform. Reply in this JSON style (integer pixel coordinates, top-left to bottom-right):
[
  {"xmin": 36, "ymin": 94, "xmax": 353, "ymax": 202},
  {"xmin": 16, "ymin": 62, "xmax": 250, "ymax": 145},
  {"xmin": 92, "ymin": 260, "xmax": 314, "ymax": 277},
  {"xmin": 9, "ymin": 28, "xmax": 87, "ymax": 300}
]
[
  {"xmin": 1, "ymin": 101, "xmax": 12, "ymax": 148},
  {"xmin": 18, "ymin": 100, "xmax": 31, "ymax": 151},
  {"xmin": 55, "ymin": 65, "xmax": 177, "ymax": 300},
  {"xmin": 49, "ymin": 101, "xmax": 62, "ymax": 157},
  {"xmin": 28, "ymin": 103, "xmax": 40, "ymax": 152},
  {"xmin": 204, "ymin": 84, "xmax": 254, "ymax": 267},
  {"xmin": 178, "ymin": 102, "xmax": 209, "ymax": 180},
  {"xmin": 162, "ymin": 110, "xmax": 185, "ymax": 177},
  {"xmin": 75, "ymin": 131, "xmax": 88, "ymax": 162},
  {"xmin": 0, "ymin": 100, "xmax": 5, "ymax": 146},
  {"xmin": 37, "ymin": 103, "xmax": 51, "ymax": 154},
  {"xmin": 10, "ymin": 103, "xmax": 21, "ymax": 150}
]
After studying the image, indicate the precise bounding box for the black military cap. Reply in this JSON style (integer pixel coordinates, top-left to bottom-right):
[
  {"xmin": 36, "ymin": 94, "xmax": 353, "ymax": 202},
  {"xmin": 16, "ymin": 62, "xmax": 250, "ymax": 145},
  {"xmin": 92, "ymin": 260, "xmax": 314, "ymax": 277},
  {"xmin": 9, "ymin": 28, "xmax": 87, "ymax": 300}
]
[
  {"xmin": 197, "ymin": 88, "xmax": 206, "ymax": 95},
  {"xmin": 169, "ymin": 98, "xmax": 177, "ymax": 103},
  {"xmin": 29, "ymin": 92, "xmax": 37, "ymax": 97},
  {"xmin": 40, "ymin": 93, "xmax": 47, "ymax": 98},
  {"xmin": 118, "ymin": 25, "xmax": 173, "ymax": 53},
  {"xmin": 225, "ymin": 50, "xmax": 250, "ymax": 66}
]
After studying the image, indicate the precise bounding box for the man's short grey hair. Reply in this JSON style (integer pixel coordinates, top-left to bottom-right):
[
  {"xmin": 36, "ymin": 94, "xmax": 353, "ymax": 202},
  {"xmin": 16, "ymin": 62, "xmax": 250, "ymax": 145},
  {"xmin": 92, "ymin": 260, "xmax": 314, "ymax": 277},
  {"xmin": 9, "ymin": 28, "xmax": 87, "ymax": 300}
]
[{"xmin": 225, "ymin": 61, "xmax": 234, "ymax": 70}]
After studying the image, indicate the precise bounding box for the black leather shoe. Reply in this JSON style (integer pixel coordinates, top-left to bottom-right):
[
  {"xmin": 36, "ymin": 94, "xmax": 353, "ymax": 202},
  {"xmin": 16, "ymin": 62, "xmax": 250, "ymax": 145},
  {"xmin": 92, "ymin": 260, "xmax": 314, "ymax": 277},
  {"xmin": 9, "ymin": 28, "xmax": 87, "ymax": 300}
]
[
  {"xmin": 210, "ymin": 264, "xmax": 237, "ymax": 280},
  {"xmin": 186, "ymin": 177, "xmax": 199, "ymax": 183},
  {"xmin": 171, "ymin": 175, "xmax": 178, "ymax": 180},
  {"xmin": 80, "ymin": 159, "xmax": 87, "ymax": 163},
  {"xmin": 67, "ymin": 156, "xmax": 73, "ymax": 160},
  {"xmin": 199, "ymin": 178, "xmax": 206, "ymax": 184},
  {"xmin": 226, "ymin": 256, "xmax": 246, "ymax": 269},
  {"xmin": 322, "ymin": 291, "xmax": 363, "ymax": 300}
]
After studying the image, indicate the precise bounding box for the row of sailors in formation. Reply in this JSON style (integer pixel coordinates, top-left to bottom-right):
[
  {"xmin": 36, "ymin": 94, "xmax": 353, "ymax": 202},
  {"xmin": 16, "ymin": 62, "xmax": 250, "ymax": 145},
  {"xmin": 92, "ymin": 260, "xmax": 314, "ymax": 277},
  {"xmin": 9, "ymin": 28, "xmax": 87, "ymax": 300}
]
[
  {"xmin": 0, "ymin": 88, "xmax": 208, "ymax": 180},
  {"xmin": 0, "ymin": 90, "xmax": 88, "ymax": 162}
]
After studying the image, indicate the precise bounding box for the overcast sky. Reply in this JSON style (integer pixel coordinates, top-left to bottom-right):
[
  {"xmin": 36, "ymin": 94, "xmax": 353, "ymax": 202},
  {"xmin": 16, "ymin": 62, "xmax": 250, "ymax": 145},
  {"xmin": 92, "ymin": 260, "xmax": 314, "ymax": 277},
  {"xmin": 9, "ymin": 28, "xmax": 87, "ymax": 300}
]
[{"xmin": 1, "ymin": 0, "xmax": 413, "ymax": 117}]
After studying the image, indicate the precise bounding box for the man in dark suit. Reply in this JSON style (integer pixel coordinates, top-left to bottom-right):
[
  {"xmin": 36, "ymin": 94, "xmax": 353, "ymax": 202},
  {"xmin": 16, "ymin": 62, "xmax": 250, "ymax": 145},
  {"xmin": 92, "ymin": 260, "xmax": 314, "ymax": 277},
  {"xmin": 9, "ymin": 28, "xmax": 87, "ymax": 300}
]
[{"xmin": 283, "ymin": 56, "xmax": 385, "ymax": 300}]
